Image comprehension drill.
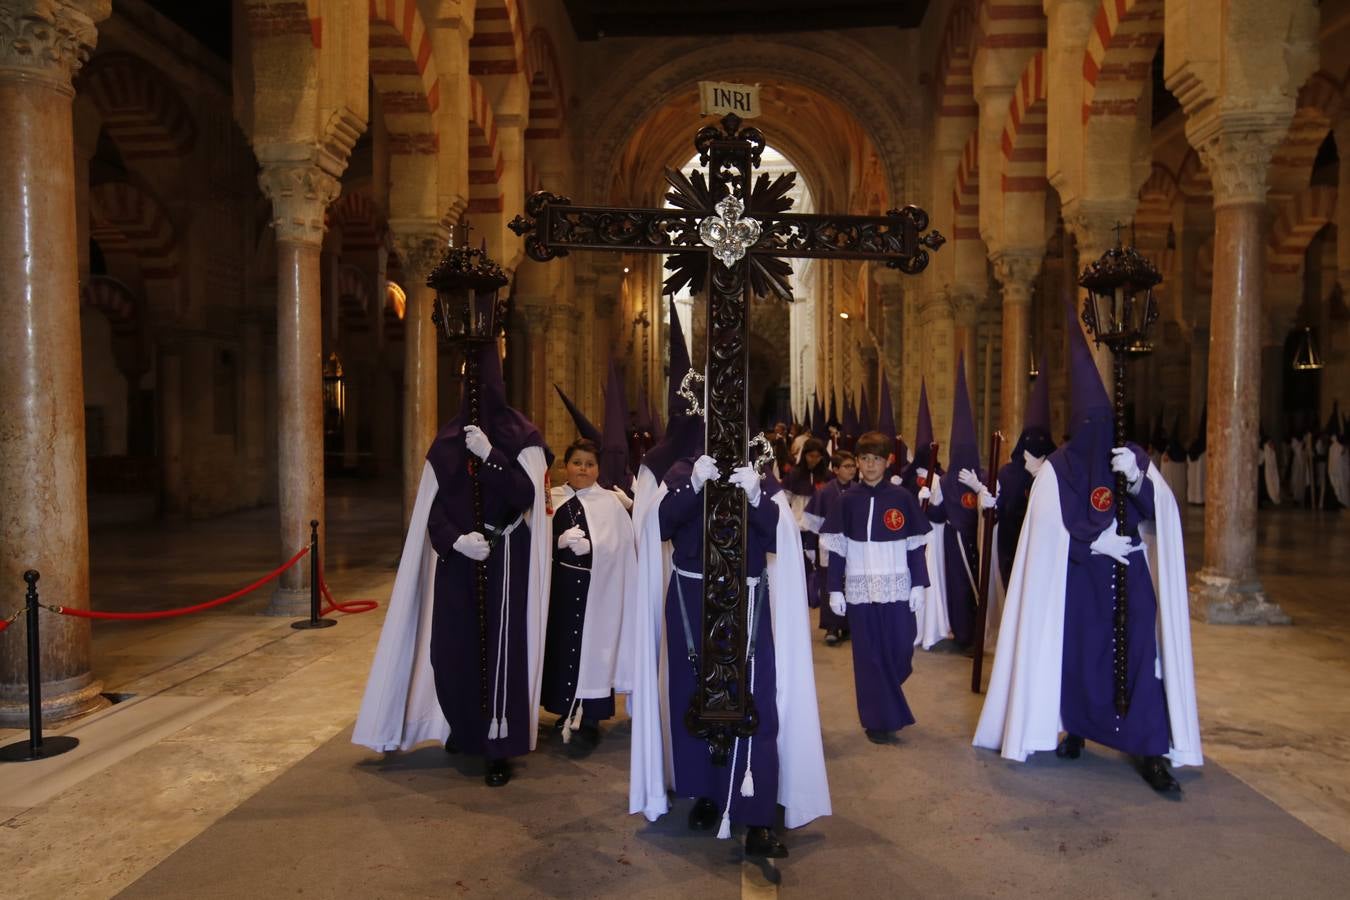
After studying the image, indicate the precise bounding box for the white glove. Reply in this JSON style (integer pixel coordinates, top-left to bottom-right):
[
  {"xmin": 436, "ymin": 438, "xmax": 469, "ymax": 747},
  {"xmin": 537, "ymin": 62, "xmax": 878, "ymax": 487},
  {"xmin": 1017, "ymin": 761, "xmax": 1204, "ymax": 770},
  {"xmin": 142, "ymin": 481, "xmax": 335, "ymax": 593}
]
[
  {"xmin": 804, "ymin": 549, "xmax": 816, "ymax": 564},
  {"xmin": 889, "ymin": 474, "xmax": 901, "ymax": 485},
  {"xmin": 610, "ymin": 486, "xmax": 634, "ymax": 511},
  {"xmin": 958, "ymin": 468, "xmax": 983, "ymax": 492},
  {"xmin": 918, "ymin": 486, "xmax": 931, "ymax": 503},
  {"xmin": 1089, "ymin": 524, "xmax": 1140, "ymax": 565},
  {"xmin": 569, "ymin": 536, "xmax": 591, "ymax": 556},
  {"xmin": 977, "ymin": 488, "xmax": 996, "ymax": 510},
  {"xmin": 452, "ymin": 531, "xmax": 491, "ymax": 561},
  {"xmin": 557, "ymin": 525, "xmax": 585, "ymax": 551},
  {"xmin": 929, "ymin": 477, "xmax": 944, "ymax": 507},
  {"xmin": 690, "ymin": 454, "xmax": 720, "ymax": 492},
  {"xmin": 828, "ymin": 591, "xmax": 847, "ymax": 617},
  {"xmin": 908, "ymin": 586, "xmax": 925, "ymax": 613},
  {"xmin": 463, "ymin": 425, "xmax": 492, "ymax": 461},
  {"xmin": 1024, "ymin": 450, "xmax": 1045, "ymax": 475},
  {"xmin": 729, "ymin": 465, "xmax": 762, "ymax": 506},
  {"xmin": 1111, "ymin": 446, "xmax": 1142, "ymax": 487}
]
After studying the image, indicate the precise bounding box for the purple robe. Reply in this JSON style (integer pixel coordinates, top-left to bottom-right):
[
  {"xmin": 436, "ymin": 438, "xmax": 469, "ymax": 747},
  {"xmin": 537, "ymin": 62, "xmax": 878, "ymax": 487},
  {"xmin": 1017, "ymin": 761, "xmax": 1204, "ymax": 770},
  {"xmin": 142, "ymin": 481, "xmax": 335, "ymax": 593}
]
[
  {"xmin": 659, "ymin": 458, "xmax": 781, "ymax": 826},
  {"xmin": 1051, "ymin": 443, "xmax": 1170, "ymax": 757},
  {"xmin": 821, "ymin": 480, "xmax": 932, "ymax": 731},
  {"xmin": 924, "ymin": 470, "xmax": 984, "ymax": 646},
  {"xmin": 426, "ymin": 445, "xmax": 537, "ymax": 759},
  {"xmin": 804, "ymin": 479, "xmax": 852, "ymax": 630}
]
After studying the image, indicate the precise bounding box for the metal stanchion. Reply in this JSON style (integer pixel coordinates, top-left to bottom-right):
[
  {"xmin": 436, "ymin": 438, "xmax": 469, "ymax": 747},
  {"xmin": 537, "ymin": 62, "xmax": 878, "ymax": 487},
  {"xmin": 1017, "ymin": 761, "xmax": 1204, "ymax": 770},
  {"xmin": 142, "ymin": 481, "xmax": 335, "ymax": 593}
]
[
  {"xmin": 292, "ymin": 519, "xmax": 335, "ymax": 630},
  {"xmin": 0, "ymin": 571, "xmax": 80, "ymax": 762}
]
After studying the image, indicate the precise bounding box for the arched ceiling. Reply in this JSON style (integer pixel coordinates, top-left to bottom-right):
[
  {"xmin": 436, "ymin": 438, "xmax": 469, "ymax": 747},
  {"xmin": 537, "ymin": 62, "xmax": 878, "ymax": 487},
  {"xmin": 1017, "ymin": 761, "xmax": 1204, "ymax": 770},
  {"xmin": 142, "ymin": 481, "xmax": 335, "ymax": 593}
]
[{"xmin": 607, "ymin": 77, "xmax": 888, "ymax": 218}]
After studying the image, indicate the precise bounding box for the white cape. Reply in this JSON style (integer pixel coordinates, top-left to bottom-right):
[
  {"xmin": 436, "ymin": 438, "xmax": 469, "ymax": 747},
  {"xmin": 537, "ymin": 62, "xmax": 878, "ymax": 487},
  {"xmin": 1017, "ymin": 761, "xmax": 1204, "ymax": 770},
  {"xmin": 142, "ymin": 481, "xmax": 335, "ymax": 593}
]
[
  {"xmin": 915, "ymin": 521, "xmax": 952, "ymax": 649},
  {"xmin": 983, "ymin": 522, "xmax": 1006, "ymax": 651},
  {"xmin": 550, "ymin": 484, "xmax": 637, "ymax": 698},
  {"xmin": 353, "ymin": 449, "xmax": 552, "ymax": 752},
  {"xmin": 973, "ymin": 463, "xmax": 1203, "ymax": 768},
  {"xmin": 1262, "ymin": 443, "xmax": 1282, "ymax": 505},
  {"xmin": 1289, "ymin": 440, "xmax": 1309, "ymax": 504},
  {"xmin": 627, "ymin": 477, "xmax": 831, "ymax": 829},
  {"xmin": 1186, "ymin": 454, "xmax": 1205, "ymax": 505},
  {"xmin": 1329, "ymin": 441, "xmax": 1349, "ymax": 507}
]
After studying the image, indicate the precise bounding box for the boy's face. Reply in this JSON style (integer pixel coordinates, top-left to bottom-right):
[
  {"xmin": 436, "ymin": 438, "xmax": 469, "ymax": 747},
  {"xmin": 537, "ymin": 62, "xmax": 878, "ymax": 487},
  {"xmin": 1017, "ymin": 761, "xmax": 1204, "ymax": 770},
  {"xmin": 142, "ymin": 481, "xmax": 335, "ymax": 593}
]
[
  {"xmin": 804, "ymin": 449, "xmax": 823, "ymax": 470},
  {"xmin": 833, "ymin": 459, "xmax": 857, "ymax": 484},
  {"xmin": 858, "ymin": 453, "xmax": 887, "ymax": 484},
  {"xmin": 565, "ymin": 450, "xmax": 599, "ymax": 490}
]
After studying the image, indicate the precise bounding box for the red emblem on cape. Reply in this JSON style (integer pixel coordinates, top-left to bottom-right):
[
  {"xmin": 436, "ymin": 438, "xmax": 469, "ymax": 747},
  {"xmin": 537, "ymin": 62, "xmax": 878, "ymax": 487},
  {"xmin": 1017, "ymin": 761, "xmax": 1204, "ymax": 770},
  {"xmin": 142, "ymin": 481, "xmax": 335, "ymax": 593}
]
[
  {"xmin": 883, "ymin": 508, "xmax": 906, "ymax": 531},
  {"xmin": 961, "ymin": 491, "xmax": 978, "ymax": 510},
  {"xmin": 1091, "ymin": 486, "xmax": 1114, "ymax": 512}
]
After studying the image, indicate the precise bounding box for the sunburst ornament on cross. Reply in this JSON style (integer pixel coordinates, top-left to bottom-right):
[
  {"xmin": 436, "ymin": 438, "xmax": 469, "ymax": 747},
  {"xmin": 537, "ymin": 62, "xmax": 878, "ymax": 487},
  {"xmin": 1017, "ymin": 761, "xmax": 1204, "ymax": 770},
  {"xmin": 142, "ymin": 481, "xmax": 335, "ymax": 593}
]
[{"xmin": 509, "ymin": 112, "xmax": 944, "ymax": 762}]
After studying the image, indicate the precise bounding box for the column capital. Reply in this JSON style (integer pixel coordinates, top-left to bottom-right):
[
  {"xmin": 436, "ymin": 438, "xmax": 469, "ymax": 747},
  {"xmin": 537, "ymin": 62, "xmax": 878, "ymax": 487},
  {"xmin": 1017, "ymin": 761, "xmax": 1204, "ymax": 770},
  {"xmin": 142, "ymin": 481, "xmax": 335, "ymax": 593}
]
[
  {"xmin": 1063, "ymin": 199, "xmax": 1136, "ymax": 260},
  {"xmin": 991, "ymin": 249, "xmax": 1043, "ymax": 300},
  {"xmin": 0, "ymin": 0, "xmax": 107, "ymax": 90},
  {"xmin": 944, "ymin": 284, "xmax": 982, "ymax": 327},
  {"xmin": 1186, "ymin": 112, "xmax": 1290, "ymax": 208},
  {"xmin": 389, "ymin": 220, "xmax": 450, "ymax": 283},
  {"xmin": 257, "ymin": 162, "xmax": 341, "ymax": 247}
]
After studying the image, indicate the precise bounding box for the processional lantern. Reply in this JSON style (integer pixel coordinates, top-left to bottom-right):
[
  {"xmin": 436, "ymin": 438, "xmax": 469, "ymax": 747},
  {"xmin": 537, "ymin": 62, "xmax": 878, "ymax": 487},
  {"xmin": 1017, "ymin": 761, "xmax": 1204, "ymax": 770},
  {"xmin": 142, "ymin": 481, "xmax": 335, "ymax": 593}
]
[
  {"xmin": 426, "ymin": 221, "xmax": 509, "ymax": 720},
  {"xmin": 429, "ymin": 221, "xmax": 509, "ymax": 347},
  {"xmin": 508, "ymin": 112, "xmax": 945, "ymax": 762},
  {"xmin": 1078, "ymin": 229, "xmax": 1162, "ymax": 719},
  {"xmin": 1291, "ymin": 326, "xmax": 1324, "ymax": 372}
]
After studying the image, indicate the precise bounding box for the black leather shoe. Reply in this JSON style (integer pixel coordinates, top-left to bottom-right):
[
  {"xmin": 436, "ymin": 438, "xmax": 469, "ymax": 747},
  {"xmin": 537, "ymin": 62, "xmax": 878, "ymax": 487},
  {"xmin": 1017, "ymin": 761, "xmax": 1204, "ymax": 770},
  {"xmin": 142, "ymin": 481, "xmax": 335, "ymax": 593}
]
[
  {"xmin": 1139, "ymin": 756, "xmax": 1181, "ymax": 794},
  {"xmin": 824, "ymin": 629, "xmax": 840, "ymax": 646},
  {"xmin": 839, "ymin": 628, "xmax": 851, "ymax": 642},
  {"xmin": 1056, "ymin": 734, "xmax": 1084, "ymax": 759},
  {"xmin": 578, "ymin": 721, "xmax": 601, "ymax": 745},
  {"xmin": 688, "ymin": 797, "xmax": 718, "ymax": 831},
  {"xmin": 484, "ymin": 758, "xmax": 512, "ymax": 787},
  {"xmin": 444, "ymin": 737, "xmax": 459, "ymax": 754},
  {"xmin": 744, "ymin": 826, "xmax": 789, "ymax": 859},
  {"xmin": 865, "ymin": 728, "xmax": 895, "ymax": 745}
]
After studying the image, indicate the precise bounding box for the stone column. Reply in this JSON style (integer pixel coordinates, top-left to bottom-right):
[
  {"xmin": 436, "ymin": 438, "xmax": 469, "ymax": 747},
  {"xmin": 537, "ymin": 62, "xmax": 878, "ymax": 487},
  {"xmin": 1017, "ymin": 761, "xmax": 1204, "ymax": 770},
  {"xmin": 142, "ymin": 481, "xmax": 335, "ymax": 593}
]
[
  {"xmin": 158, "ymin": 343, "xmax": 186, "ymax": 515},
  {"xmin": 516, "ymin": 298, "xmax": 552, "ymax": 440},
  {"xmin": 390, "ymin": 228, "xmax": 445, "ymax": 526},
  {"xmin": 0, "ymin": 0, "xmax": 109, "ymax": 725},
  {"xmin": 1188, "ymin": 125, "xmax": 1290, "ymax": 624},
  {"xmin": 257, "ymin": 161, "xmax": 340, "ymax": 616},
  {"xmin": 240, "ymin": 313, "xmax": 268, "ymax": 504},
  {"xmin": 993, "ymin": 251, "xmax": 1043, "ymax": 439},
  {"xmin": 949, "ymin": 285, "xmax": 981, "ymax": 391}
]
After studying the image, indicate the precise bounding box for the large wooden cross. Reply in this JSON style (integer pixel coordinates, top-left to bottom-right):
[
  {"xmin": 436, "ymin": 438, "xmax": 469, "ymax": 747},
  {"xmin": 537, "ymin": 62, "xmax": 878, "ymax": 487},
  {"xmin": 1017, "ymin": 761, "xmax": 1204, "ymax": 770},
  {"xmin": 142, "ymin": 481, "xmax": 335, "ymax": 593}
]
[{"xmin": 509, "ymin": 113, "xmax": 943, "ymax": 762}]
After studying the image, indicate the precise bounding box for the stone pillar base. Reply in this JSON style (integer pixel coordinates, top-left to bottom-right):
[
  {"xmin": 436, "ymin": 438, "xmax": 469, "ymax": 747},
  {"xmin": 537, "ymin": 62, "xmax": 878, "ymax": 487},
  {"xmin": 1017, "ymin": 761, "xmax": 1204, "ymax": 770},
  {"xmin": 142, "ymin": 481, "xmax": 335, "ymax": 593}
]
[
  {"xmin": 266, "ymin": 587, "xmax": 313, "ymax": 618},
  {"xmin": 1189, "ymin": 569, "xmax": 1292, "ymax": 625},
  {"xmin": 0, "ymin": 672, "xmax": 107, "ymax": 728}
]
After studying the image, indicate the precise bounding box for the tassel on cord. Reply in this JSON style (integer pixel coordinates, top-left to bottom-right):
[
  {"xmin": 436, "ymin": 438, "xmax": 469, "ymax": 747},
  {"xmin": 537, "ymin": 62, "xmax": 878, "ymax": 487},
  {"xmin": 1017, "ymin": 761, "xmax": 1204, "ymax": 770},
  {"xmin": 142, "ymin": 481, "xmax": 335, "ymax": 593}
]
[
  {"xmin": 488, "ymin": 719, "xmax": 500, "ymax": 740},
  {"xmin": 740, "ymin": 590, "xmax": 758, "ymax": 798},
  {"xmin": 561, "ymin": 697, "xmax": 582, "ymax": 744},
  {"xmin": 716, "ymin": 811, "xmax": 731, "ymax": 840}
]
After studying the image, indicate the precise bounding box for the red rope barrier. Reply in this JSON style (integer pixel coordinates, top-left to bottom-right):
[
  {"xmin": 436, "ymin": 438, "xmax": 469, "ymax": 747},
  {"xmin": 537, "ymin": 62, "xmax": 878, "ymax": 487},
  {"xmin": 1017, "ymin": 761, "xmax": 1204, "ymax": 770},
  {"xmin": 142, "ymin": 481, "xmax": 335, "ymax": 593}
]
[
  {"xmin": 317, "ymin": 565, "xmax": 379, "ymax": 616},
  {"xmin": 51, "ymin": 547, "xmax": 311, "ymax": 621}
]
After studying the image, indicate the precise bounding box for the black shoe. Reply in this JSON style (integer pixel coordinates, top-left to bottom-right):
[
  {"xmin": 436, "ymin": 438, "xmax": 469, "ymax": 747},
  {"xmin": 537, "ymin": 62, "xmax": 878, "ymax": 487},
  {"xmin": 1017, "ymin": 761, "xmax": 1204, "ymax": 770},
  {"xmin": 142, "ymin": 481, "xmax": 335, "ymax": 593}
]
[
  {"xmin": 744, "ymin": 826, "xmax": 789, "ymax": 859},
  {"xmin": 865, "ymin": 728, "xmax": 896, "ymax": 745},
  {"xmin": 824, "ymin": 629, "xmax": 840, "ymax": 646},
  {"xmin": 1056, "ymin": 734, "xmax": 1084, "ymax": 759},
  {"xmin": 688, "ymin": 797, "xmax": 718, "ymax": 831},
  {"xmin": 839, "ymin": 628, "xmax": 851, "ymax": 642},
  {"xmin": 1138, "ymin": 756, "xmax": 1181, "ymax": 794},
  {"xmin": 444, "ymin": 736, "xmax": 459, "ymax": 754},
  {"xmin": 578, "ymin": 721, "xmax": 601, "ymax": 745},
  {"xmin": 485, "ymin": 758, "xmax": 512, "ymax": 787}
]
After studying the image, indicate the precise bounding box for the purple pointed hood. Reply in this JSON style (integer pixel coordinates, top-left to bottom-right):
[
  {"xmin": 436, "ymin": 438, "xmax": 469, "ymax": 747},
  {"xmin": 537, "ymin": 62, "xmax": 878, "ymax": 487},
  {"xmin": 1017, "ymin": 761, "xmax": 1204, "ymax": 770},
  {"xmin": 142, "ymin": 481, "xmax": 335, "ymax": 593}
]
[
  {"xmin": 643, "ymin": 297, "xmax": 703, "ymax": 482},
  {"xmin": 554, "ymin": 383, "xmax": 601, "ymax": 445},
  {"xmin": 907, "ymin": 379, "xmax": 936, "ymax": 470},
  {"xmin": 813, "ymin": 393, "xmax": 825, "ymax": 438},
  {"xmin": 1047, "ymin": 305, "xmax": 1126, "ymax": 534},
  {"xmin": 860, "ymin": 381, "xmax": 875, "ymax": 434},
  {"xmin": 1166, "ymin": 412, "xmax": 1186, "ymax": 460},
  {"xmin": 877, "ymin": 373, "xmax": 896, "ymax": 439},
  {"xmin": 827, "ymin": 392, "xmax": 840, "ymax": 431},
  {"xmin": 1017, "ymin": 368, "xmax": 1056, "ymax": 460},
  {"xmin": 941, "ymin": 352, "xmax": 982, "ymax": 531},
  {"xmin": 843, "ymin": 392, "xmax": 860, "ymax": 438},
  {"xmin": 600, "ymin": 362, "xmax": 630, "ymax": 490},
  {"xmin": 1188, "ymin": 406, "xmax": 1207, "ymax": 460},
  {"xmin": 428, "ymin": 344, "xmax": 550, "ymax": 488}
]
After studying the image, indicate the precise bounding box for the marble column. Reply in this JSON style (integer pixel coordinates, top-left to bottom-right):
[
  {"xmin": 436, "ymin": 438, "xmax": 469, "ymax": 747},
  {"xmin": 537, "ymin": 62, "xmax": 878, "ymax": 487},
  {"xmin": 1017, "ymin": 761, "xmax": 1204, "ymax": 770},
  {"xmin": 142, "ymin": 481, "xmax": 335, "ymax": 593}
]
[
  {"xmin": 1188, "ymin": 126, "xmax": 1290, "ymax": 624},
  {"xmin": 390, "ymin": 228, "xmax": 445, "ymax": 527},
  {"xmin": 993, "ymin": 251, "xmax": 1043, "ymax": 440},
  {"xmin": 158, "ymin": 344, "xmax": 186, "ymax": 515},
  {"xmin": 257, "ymin": 162, "xmax": 340, "ymax": 616},
  {"xmin": 0, "ymin": 0, "xmax": 109, "ymax": 725},
  {"xmin": 949, "ymin": 285, "xmax": 980, "ymax": 394}
]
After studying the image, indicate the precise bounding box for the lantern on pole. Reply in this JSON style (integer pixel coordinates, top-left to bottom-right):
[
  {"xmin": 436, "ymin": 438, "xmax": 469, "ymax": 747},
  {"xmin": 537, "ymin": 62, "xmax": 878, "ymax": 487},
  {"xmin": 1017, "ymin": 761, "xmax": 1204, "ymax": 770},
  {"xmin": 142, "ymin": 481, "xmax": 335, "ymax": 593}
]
[
  {"xmin": 1078, "ymin": 227, "xmax": 1162, "ymax": 718},
  {"xmin": 426, "ymin": 221, "xmax": 509, "ymax": 718}
]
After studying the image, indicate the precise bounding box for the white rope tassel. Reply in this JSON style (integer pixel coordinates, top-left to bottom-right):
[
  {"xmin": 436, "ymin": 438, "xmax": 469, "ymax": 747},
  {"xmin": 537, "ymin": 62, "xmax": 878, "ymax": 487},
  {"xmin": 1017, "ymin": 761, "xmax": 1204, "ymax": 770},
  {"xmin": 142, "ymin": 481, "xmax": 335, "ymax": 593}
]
[
  {"xmin": 488, "ymin": 537, "xmax": 512, "ymax": 741},
  {"xmin": 719, "ymin": 731, "xmax": 742, "ymax": 840},
  {"xmin": 561, "ymin": 696, "xmax": 582, "ymax": 744},
  {"xmin": 498, "ymin": 537, "xmax": 512, "ymax": 740}
]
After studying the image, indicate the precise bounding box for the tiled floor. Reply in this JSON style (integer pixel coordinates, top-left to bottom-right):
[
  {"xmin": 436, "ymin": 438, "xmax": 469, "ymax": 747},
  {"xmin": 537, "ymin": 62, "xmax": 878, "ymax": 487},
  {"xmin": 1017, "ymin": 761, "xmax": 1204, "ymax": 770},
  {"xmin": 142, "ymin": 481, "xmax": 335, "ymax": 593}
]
[{"xmin": 0, "ymin": 481, "xmax": 1346, "ymax": 897}]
